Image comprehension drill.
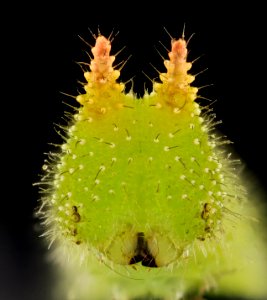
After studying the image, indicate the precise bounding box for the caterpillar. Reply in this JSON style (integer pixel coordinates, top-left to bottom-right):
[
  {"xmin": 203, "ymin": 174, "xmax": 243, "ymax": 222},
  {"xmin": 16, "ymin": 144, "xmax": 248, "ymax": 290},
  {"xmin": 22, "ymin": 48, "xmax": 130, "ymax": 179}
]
[{"xmin": 36, "ymin": 30, "xmax": 267, "ymax": 300}]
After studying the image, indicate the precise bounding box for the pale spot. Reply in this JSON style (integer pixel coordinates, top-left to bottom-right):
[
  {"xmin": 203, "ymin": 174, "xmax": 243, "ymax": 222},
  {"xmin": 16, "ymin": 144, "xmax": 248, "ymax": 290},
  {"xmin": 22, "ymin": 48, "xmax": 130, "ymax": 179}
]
[
  {"xmin": 208, "ymin": 191, "xmax": 213, "ymax": 196},
  {"xmin": 217, "ymin": 162, "xmax": 222, "ymax": 169},
  {"xmin": 87, "ymin": 117, "xmax": 93, "ymax": 123},
  {"xmin": 189, "ymin": 123, "xmax": 195, "ymax": 129},
  {"xmin": 128, "ymin": 157, "xmax": 133, "ymax": 164},
  {"xmin": 198, "ymin": 117, "xmax": 204, "ymax": 123},
  {"xmin": 87, "ymin": 98, "xmax": 94, "ymax": 104},
  {"xmin": 204, "ymin": 168, "xmax": 210, "ymax": 173},
  {"xmin": 57, "ymin": 163, "xmax": 63, "ymax": 170},
  {"xmin": 76, "ymin": 95, "xmax": 83, "ymax": 103},
  {"xmin": 108, "ymin": 189, "xmax": 115, "ymax": 194},
  {"xmin": 95, "ymin": 179, "xmax": 100, "ymax": 185},
  {"xmin": 111, "ymin": 157, "xmax": 117, "ymax": 162},
  {"xmin": 148, "ymin": 156, "xmax": 153, "ymax": 162},
  {"xmin": 100, "ymin": 107, "xmax": 107, "ymax": 114},
  {"xmin": 174, "ymin": 156, "xmax": 180, "ymax": 161},
  {"xmin": 167, "ymin": 195, "xmax": 172, "ymax": 200},
  {"xmin": 67, "ymin": 192, "xmax": 72, "ymax": 198},
  {"xmin": 168, "ymin": 133, "xmax": 174, "ymax": 138},
  {"xmin": 60, "ymin": 175, "xmax": 65, "ymax": 181},
  {"xmin": 78, "ymin": 178, "xmax": 82, "ymax": 182},
  {"xmin": 89, "ymin": 152, "xmax": 94, "ymax": 156},
  {"xmin": 173, "ymin": 107, "xmax": 180, "ymax": 114},
  {"xmin": 42, "ymin": 164, "xmax": 48, "ymax": 171},
  {"xmin": 201, "ymin": 126, "xmax": 207, "ymax": 132},
  {"xmin": 217, "ymin": 191, "xmax": 222, "ymax": 196},
  {"xmin": 190, "ymin": 156, "xmax": 196, "ymax": 162},
  {"xmin": 84, "ymin": 187, "xmax": 89, "ymax": 192},
  {"xmin": 62, "ymin": 144, "xmax": 69, "ymax": 150},
  {"xmin": 211, "ymin": 208, "xmax": 217, "ymax": 214},
  {"xmin": 79, "ymin": 164, "xmax": 84, "ymax": 170},
  {"xmin": 180, "ymin": 175, "xmax": 186, "ymax": 180},
  {"xmin": 194, "ymin": 108, "xmax": 201, "ymax": 115},
  {"xmin": 72, "ymin": 154, "xmax": 77, "ymax": 160},
  {"xmin": 53, "ymin": 179, "xmax": 59, "ymax": 186},
  {"xmin": 58, "ymin": 206, "xmax": 64, "ymax": 211},
  {"xmin": 154, "ymin": 138, "xmax": 159, "ymax": 143},
  {"xmin": 149, "ymin": 122, "xmax": 153, "ymax": 127},
  {"xmin": 194, "ymin": 138, "xmax": 200, "ymax": 145},
  {"xmin": 69, "ymin": 125, "xmax": 76, "ymax": 132},
  {"xmin": 208, "ymin": 141, "xmax": 216, "ymax": 148},
  {"xmin": 69, "ymin": 168, "xmax": 75, "ymax": 174},
  {"xmin": 216, "ymin": 201, "xmax": 223, "ymax": 207},
  {"xmin": 91, "ymin": 194, "xmax": 100, "ymax": 201},
  {"xmin": 189, "ymin": 168, "xmax": 194, "ymax": 173},
  {"xmin": 212, "ymin": 180, "xmax": 217, "ymax": 185},
  {"xmin": 191, "ymin": 180, "xmax": 196, "ymax": 185},
  {"xmin": 199, "ymin": 185, "xmax": 204, "ymax": 190},
  {"xmin": 80, "ymin": 139, "xmax": 86, "ymax": 145},
  {"xmin": 164, "ymin": 146, "xmax": 170, "ymax": 151},
  {"xmin": 100, "ymin": 165, "xmax": 106, "ymax": 172},
  {"xmin": 182, "ymin": 194, "xmax": 188, "ymax": 199},
  {"xmin": 126, "ymin": 136, "xmax": 132, "ymax": 141}
]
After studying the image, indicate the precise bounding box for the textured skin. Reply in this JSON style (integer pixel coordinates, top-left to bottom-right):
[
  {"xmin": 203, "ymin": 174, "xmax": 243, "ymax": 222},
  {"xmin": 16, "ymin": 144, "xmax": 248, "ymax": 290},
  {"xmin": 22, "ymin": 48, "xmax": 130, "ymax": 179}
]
[{"xmin": 37, "ymin": 35, "xmax": 267, "ymax": 300}]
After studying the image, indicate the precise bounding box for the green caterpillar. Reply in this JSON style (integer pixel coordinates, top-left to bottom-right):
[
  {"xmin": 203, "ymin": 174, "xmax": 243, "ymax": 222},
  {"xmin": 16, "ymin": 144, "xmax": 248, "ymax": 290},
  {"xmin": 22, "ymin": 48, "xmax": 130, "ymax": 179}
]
[{"xmin": 36, "ymin": 31, "xmax": 267, "ymax": 300}]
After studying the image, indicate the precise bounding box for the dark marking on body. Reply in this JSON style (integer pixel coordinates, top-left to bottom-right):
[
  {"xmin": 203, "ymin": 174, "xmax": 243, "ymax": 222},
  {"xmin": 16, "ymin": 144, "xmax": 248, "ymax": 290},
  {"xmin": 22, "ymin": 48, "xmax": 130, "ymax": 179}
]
[
  {"xmin": 72, "ymin": 206, "xmax": 81, "ymax": 222},
  {"xmin": 129, "ymin": 232, "xmax": 158, "ymax": 268}
]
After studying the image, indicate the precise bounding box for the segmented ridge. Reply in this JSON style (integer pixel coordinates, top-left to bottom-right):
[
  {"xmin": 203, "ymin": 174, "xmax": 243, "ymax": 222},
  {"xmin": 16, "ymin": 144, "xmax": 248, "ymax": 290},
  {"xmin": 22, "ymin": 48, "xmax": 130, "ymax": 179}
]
[
  {"xmin": 154, "ymin": 38, "xmax": 198, "ymax": 110},
  {"xmin": 77, "ymin": 35, "xmax": 124, "ymax": 108}
]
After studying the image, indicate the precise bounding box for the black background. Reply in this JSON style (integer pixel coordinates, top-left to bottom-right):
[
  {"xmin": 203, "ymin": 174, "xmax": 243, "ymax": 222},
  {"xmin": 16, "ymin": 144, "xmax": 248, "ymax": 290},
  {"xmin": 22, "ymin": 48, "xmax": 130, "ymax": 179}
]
[{"xmin": 2, "ymin": 2, "xmax": 267, "ymax": 300}]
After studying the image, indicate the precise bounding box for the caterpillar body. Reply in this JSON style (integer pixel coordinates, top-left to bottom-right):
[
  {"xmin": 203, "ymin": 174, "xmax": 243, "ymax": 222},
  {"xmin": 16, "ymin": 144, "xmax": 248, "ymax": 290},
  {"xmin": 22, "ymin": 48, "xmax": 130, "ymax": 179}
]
[{"xmin": 36, "ymin": 32, "xmax": 267, "ymax": 300}]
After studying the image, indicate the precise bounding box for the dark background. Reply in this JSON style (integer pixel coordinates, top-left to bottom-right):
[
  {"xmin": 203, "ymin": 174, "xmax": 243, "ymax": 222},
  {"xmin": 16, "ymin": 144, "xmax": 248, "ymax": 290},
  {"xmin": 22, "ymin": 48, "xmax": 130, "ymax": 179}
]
[{"xmin": 2, "ymin": 2, "xmax": 267, "ymax": 300}]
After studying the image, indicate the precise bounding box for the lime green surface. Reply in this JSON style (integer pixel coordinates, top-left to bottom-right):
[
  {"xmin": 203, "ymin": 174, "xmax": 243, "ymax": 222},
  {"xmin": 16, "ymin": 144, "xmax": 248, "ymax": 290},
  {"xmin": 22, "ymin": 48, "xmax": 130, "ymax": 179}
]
[{"xmin": 38, "ymin": 35, "xmax": 267, "ymax": 299}]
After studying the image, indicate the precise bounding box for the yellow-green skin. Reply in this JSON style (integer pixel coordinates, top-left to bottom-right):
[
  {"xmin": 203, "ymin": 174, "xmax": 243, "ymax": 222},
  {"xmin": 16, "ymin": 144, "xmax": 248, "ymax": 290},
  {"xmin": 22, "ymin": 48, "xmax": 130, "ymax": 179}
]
[{"xmin": 40, "ymin": 35, "xmax": 267, "ymax": 300}]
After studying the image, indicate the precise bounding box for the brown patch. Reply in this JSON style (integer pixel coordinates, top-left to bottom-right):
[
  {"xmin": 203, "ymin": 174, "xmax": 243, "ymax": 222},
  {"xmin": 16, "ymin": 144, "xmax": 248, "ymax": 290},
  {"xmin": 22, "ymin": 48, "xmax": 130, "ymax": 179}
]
[
  {"xmin": 201, "ymin": 203, "xmax": 211, "ymax": 220},
  {"xmin": 72, "ymin": 206, "xmax": 81, "ymax": 222},
  {"xmin": 71, "ymin": 228, "xmax": 77, "ymax": 236}
]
